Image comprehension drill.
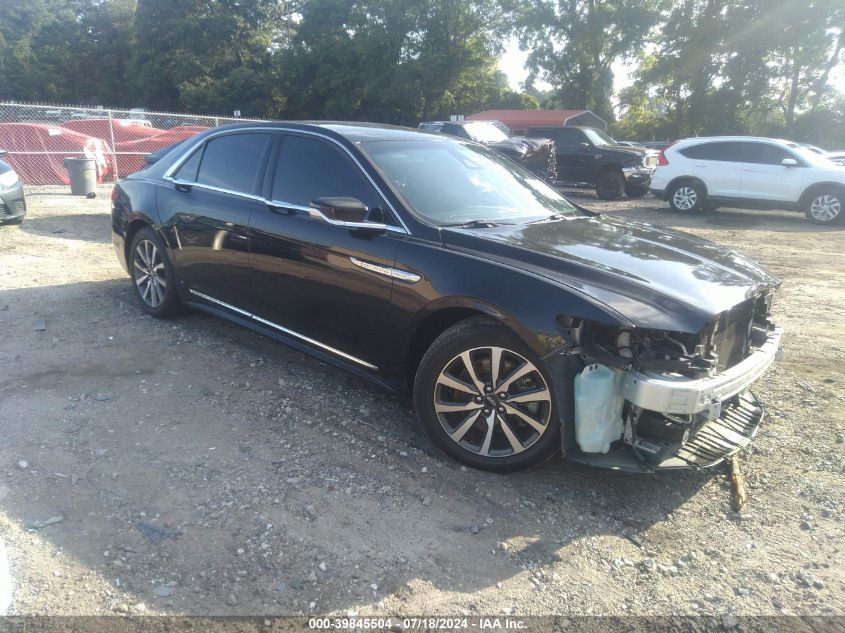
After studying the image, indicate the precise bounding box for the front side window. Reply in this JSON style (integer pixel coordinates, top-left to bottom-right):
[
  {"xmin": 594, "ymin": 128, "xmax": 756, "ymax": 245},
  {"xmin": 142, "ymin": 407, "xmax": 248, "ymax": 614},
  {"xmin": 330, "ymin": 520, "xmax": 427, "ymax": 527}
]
[
  {"xmin": 195, "ymin": 133, "xmax": 271, "ymax": 193},
  {"xmin": 271, "ymin": 135, "xmax": 382, "ymax": 212},
  {"xmin": 362, "ymin": 139, "xmax": 578, "ymax": 226},
  {"xmin": 582, "ymin": 128, "xmax": 615, "ymax": 147},
  {"xmin": 742, "ymin": 143, "xmax": 793, "ymax": 165}
]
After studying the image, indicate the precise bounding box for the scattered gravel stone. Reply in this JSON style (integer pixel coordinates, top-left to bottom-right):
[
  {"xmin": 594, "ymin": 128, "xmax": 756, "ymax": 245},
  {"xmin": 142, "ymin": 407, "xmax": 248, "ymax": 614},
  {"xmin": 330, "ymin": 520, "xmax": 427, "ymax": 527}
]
[
  {"xmin": 153, "ymin": 585, "xmax": 175, "ymax": 597},
  {"xmin": 17, "ymin": 460, "xmax": 28, "ymax": 470},
  {"xmin": 735, "ymin": 587, "xmax": 750, "ymax": 597}
]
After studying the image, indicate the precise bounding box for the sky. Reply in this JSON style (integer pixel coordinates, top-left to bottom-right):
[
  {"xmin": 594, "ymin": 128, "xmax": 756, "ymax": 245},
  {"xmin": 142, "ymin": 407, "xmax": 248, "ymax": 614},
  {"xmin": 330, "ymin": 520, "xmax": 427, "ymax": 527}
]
[{"xmin": 498, "ymin": 37, "xmax": 845, "ymax": 100}]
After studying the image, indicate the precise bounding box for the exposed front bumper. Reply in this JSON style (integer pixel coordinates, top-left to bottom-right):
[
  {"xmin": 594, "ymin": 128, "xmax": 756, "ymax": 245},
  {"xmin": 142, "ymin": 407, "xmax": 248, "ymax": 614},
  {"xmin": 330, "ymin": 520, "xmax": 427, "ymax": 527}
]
[
  {"xmin": 621, "ymin": 166, "xmax": 653, "ymax": 186},
  {"xmin": 0, "ymin": 181, "xmax": 27, "ymax": 223},
  {"xmin": 623, "ymin": 328, "xmax": 783, "ymax": 416}
]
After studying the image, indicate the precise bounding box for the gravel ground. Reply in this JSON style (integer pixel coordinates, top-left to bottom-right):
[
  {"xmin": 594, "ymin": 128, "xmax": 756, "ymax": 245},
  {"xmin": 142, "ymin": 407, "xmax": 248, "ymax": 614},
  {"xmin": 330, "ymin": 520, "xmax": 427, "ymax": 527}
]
[{"xmin": 0, "ymin": 185, "xmax": 842, "ymax": 619}]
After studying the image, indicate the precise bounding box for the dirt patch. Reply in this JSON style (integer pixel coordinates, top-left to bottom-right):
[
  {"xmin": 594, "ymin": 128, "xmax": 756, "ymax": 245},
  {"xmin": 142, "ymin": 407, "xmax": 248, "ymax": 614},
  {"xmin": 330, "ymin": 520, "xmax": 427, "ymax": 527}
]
[{"xmin": 0, "ymin": 186, "xmax": 842, "ymax": 617}]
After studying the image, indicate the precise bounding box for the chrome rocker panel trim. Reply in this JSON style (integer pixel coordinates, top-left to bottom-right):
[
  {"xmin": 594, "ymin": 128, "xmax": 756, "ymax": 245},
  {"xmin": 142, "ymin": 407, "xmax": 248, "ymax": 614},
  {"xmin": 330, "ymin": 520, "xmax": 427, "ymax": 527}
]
[{"xmin": 188, "ymin": 289, "xmax": 378, "ymax": 370}]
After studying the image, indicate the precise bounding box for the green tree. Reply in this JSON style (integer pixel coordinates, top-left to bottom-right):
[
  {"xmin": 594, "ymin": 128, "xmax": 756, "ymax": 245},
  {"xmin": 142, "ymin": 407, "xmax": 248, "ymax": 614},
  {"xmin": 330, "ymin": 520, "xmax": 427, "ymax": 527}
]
[
  {"xmin": 622, "ymin": 0, "xmax": 844, "ymax": 140},
  {"xmin": 514, "ymin": 0, "xmax": 660, "ymax": 122},
  {"xmin": 280, "ymin": 0, "xmax": 510, "ymax": 124},
  {"xmin": 130, "ymin": 0, "xmax": 290, "ymax": 115}
]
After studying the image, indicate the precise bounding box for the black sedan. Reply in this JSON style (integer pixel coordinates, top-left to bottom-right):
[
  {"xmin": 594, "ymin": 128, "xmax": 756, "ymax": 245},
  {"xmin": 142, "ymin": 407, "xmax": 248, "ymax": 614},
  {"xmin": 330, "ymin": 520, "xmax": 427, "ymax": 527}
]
[
  {"xmin": 111, "ymin": 122, "xmax": 782, "ymax": 473},
  {"xmin": 0, "ymin": 150, "xmax": 26, "ymax": 225}
]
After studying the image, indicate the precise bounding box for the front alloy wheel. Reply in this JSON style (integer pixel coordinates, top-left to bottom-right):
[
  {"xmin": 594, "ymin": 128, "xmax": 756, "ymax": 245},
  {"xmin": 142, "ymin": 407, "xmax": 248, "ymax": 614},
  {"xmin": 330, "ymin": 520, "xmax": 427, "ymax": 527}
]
[
  {"xmin": 415, "ymin": 318, "xmax": 560, "ymax": 472},
  {"xmin": 434, "ymin": 347, "xmax": 552, "ymax": 458},
  {"xmin": 806, "ymin": 193, "xmax": 843, "ymax": 225}
]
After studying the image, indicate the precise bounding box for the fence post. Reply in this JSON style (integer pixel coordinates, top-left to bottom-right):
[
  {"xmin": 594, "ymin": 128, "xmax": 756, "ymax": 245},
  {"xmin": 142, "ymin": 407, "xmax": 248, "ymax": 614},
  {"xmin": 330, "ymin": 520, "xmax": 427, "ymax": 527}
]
[
  {"xmin": 107, "ymin": 108, "xmax": 119, "ymax": 182},
  {"xmin": 214, "ymin": 117, "xmax": 220, "ymax": 127}
]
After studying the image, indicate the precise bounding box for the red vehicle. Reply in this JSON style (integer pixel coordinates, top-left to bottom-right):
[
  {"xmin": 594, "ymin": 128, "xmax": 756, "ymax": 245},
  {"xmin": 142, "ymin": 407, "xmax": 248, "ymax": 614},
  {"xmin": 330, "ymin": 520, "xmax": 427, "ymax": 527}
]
[
  {"xmin": 115, "ymin": 127, "xmax": 211, "ymax": 176},
  {"xmin": 63, "ymin": 118, "xmax": 163, "ymax": 144},
  {"xmin": 0, "ymin": 123, "xmax": 113, "ymax": 185}
]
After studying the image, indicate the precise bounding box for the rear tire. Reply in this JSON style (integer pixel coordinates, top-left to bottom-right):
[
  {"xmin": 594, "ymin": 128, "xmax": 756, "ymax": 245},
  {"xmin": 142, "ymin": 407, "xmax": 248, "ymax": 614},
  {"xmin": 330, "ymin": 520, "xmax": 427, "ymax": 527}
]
[
  {"xmin": 414, "ymin": 318, "xmax": 560, "ymax": 472},
  {"xmin": 805, "ymin": 190, "xmax": 843, "ymax": 225},
  {"xmin": 595, "ymin": 170, "xmax": 625, "ymax": 200},
  {"xmin": 668, "ymin": 181, "xmax": 705, "ymax": 213},
  {"xmin": 129, "ymin": 227, "xmax": 183, "ymax": 318}
]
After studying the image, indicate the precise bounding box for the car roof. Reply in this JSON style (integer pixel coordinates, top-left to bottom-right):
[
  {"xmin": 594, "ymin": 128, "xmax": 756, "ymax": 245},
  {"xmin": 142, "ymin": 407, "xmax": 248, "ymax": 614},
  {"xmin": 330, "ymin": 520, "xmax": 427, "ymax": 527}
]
[
  {"xmin": 672, "ymin": 135, "xmax": 793, "ymax": 146},
  {"xmin": 199, "ymin": 121, "xmax": 435, "ymax": 143}
]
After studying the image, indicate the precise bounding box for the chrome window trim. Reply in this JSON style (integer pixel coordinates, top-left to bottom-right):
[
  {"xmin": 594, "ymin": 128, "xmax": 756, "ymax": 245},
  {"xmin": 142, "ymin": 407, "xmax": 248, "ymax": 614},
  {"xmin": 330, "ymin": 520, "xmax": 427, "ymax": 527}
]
[
  {"xmin": 187, "ymin": 289, "xmax": 378, "ymax": 370},
  {"xmin": 161, "ymin": 125, "xmax": 410, "ymax": 234},
  {"xmin": 166, "ymin": 177, "xmax": 267, "ymax": 203},
  {"xmin": 350, "ymin": 257, "xmax": 420, "ymax": 283}
]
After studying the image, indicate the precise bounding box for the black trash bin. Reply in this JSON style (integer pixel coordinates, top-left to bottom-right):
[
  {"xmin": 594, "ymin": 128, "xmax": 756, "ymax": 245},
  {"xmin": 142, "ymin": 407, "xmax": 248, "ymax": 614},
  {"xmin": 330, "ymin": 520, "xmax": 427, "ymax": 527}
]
[{"xmin": 63, "ymin": 157, "xmax": 97, "ymax": 196}]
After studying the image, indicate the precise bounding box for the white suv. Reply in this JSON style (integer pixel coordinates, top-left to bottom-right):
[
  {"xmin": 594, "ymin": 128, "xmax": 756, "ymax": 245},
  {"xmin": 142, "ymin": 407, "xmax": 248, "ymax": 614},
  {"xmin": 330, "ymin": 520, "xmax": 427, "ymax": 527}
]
[{"xmin": 650, "ymin": 136, "xmax": 845, "ymax": 224}]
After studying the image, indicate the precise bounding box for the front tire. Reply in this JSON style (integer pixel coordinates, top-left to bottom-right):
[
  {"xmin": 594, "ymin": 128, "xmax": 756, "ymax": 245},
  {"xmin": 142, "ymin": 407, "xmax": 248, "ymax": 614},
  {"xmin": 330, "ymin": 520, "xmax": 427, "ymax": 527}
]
[
  {"xmin": 414, "ymin": 318, "xmax": 560, "ymax": 472},
  {"xmin": 595, "ymin": 170, "xmax": 625, "ymax": 200},
  {"xmin": 624, "ymin": 183, "xmax": 649, "ymax": 198},
  {"xmin": 668, "ymin": 181, "xmax": 705, "ymax": 213},
  {"xmin": 129, "ymin": 227, "xmax": 183, "ymax": 318},
  {"xmin": 805, "ymin": 190, "xmax": 843, "ymax": 225}
]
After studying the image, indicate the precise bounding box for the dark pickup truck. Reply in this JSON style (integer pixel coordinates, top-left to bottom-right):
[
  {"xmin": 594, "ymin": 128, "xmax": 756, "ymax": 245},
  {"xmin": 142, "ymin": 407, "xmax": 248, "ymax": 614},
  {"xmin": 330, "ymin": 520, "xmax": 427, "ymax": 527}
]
[
  {"xmin": 418, "ymin": 120, "xmax": 557, "ymax": 183},
  {"xmin": 526, "ymin": 126, "xmax": 656, "ymax": 200}
]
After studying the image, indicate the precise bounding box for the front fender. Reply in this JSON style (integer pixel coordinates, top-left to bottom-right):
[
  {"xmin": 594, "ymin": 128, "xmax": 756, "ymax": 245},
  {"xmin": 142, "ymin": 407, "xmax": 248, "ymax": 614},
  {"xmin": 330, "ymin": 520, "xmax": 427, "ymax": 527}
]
[{"xmin": 393, "ymin": 238, "xmax": 631, "ymax": 360}]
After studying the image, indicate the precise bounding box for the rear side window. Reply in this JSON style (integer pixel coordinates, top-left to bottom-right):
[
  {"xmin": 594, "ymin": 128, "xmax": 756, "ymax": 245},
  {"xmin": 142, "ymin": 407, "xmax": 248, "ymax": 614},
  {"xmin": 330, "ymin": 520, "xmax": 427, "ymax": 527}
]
[
  {"xmin": 195, "ymin": 133, "xmax": 271, "ymax": 193},
  {"xmin": 271, "ymin": 135, "xmax": 382, "ymax": 211},
  {"xmin": 742, "ymin": 143, "xmax": 794, "ymax": 165},
  {"xmin": 173, "ymin": 147, "xmax": 202, "ymax": 181},
  {"xmin": 679, "ymin": 141, "xmax": 744, "ymax": 162}
]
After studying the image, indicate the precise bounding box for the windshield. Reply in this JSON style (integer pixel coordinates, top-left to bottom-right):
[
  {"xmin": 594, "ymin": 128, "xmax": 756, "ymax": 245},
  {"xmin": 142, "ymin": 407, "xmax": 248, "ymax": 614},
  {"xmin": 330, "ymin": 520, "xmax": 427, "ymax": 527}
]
[
  {"xmin": 362, "ymin": 139, "xmax": 579, "ymax": 225},
  {"xmin": 464, "ymin": 122, "xmax": 509, "ymax": 144},
  {"xmin": 786, "ymin": 142, "xmax": 839, "ymax": 167},
  {"xmin": 583, "ymin": 128, "xmax": 617, "ymax": 147}
]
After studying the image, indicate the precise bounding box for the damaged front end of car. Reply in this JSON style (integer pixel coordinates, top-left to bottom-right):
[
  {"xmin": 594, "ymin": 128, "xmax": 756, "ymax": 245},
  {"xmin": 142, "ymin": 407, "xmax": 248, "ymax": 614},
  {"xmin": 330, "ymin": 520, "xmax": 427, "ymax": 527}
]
[{"xmin": 551, "ymin": 291, "xmax": 782, "ymax": 471}]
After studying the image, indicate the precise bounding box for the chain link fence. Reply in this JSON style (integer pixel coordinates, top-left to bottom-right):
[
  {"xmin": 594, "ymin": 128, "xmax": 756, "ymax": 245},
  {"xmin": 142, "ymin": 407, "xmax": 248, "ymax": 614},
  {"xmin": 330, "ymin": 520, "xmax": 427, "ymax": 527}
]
[{"xmin": 0, "ymin": 102, "xmax": 270, "ymax": 186}]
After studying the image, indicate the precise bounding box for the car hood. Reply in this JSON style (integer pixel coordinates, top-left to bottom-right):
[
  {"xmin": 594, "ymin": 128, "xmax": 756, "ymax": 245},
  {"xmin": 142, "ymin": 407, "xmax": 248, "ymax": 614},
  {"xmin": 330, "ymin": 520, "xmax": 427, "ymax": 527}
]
[{"xmin": 442, "ymin": 215, "xmax": 780, "ymax": 332}]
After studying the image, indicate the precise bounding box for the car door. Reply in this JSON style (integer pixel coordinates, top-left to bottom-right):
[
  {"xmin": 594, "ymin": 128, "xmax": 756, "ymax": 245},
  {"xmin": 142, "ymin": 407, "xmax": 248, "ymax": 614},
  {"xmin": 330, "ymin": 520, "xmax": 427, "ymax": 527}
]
[
  {"xmin": 740, "ymin": 141, "xmax": 805, "ymax": 203},
  {"xmin": 248, "ymin": 132, "xmax": 404, "ymax": 374},
  {"xmin": 680, "ymin": 141, "xmax": 744, "ymax": 198},
  {"xmin": 545, "ymin": 128, "xmax": 591, "ymax": 183},
  {"xmin": 159, "ymin": 131, "xmax": 273, "ymax": 306}
]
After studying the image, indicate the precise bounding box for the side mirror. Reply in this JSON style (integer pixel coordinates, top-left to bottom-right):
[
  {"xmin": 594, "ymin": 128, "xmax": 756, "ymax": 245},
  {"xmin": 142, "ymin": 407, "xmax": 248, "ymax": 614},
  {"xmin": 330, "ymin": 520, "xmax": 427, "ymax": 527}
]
[
  {"xmin": 579, "ymin": 142, "xmax": 591, "ymax": 151},
  {"xmin": 0, "ymin": 149, "xmax": 7, "ymax": 158},
  {"xmin": 308, "ymin": 197, "xmax": 389, "ymax": 232},
  {"xmin": 310, "ymin": 197, "xmax": 367, "ymax": 223},
  {"xmin": 781, "ymin": 158, "xmax": 798, "ymax": 168}
]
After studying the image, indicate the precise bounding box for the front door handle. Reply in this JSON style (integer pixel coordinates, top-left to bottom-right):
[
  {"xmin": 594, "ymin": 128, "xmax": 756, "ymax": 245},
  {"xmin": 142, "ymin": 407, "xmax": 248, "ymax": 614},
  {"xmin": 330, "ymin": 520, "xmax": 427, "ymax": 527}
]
[{"xmin": 266, "ymin": 201, "xmax": 294, "ymax": 215}]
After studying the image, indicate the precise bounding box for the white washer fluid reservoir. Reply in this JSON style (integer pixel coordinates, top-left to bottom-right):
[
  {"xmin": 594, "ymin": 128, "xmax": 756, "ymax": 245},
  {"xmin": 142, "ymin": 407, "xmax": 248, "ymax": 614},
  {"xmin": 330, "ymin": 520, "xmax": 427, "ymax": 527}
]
[{"xmin": 574, "ymin": 363, "xmax": 625, "ymax": 454}]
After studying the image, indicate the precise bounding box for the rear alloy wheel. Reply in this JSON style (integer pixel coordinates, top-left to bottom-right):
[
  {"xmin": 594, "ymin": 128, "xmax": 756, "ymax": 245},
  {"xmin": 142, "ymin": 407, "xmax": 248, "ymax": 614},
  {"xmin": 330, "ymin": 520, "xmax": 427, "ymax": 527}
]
[
  {"xmin": 129, "ymin": 227, "xmax": 182, "ymax": 318},
  {"xmin": 668, "ymin": 182, "xmax": 704, "ymax": 213},
  {"xmin": 595, "ymin": 170, "xmax": 625, "ymax": 200},
  {"xmin": 414, "ymin": 318, "xmax": 559, "ymax": 472},
  {"xmin": 806, "ymin": 192, "xmax": 843, "ymax": 225}
]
